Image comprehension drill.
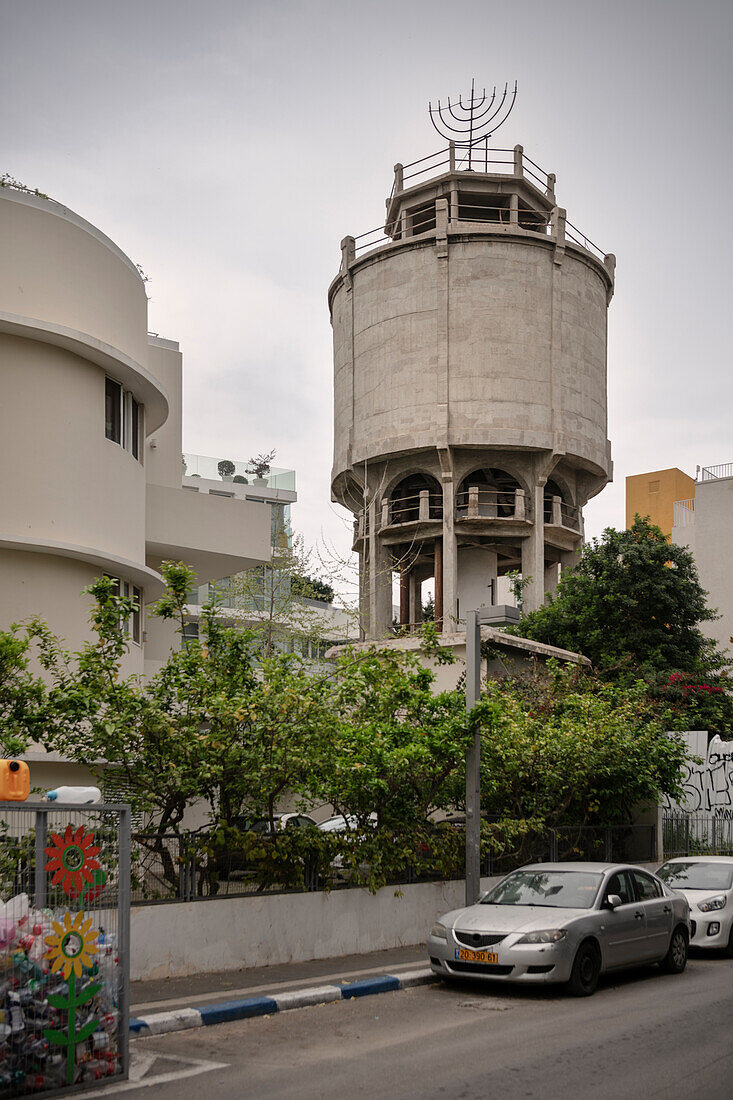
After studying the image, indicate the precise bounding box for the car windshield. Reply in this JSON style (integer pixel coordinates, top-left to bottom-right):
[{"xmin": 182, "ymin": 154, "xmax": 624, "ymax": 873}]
[
  {"xmin": 481, "ymin": 870, "xmax": 604, "ymax": 909},
  {"xmin": 657, "ymin": 862, "xmax": 733, "ymax": 891}
]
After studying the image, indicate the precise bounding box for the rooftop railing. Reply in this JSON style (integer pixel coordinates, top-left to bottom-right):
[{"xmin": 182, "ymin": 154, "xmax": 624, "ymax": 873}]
[
  {"xmin": 345, "ymin": 142, "xmax": 608, "ymax": 267},
  {"xmin": 699, "ymin": 463, "xmax": 733, "ymax": 481},
  {"xmin": 673, "ymin": 499, "xmax": 696, "ymax": 528},
  {"xmin": 183, "ymin": 452, "xmax": 296, "ymax": 492}
]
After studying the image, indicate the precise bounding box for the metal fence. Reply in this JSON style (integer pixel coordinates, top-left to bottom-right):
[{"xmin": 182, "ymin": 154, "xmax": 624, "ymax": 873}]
[
  {"xmin": 663, "ymin": 812, "xmax": 733, "ymax": 857},
  {"xmin": 0, "ymin": 802, "xmax": 130, "ymax": 1095},
  {"xmin": 129, "ymin": 824, "xmax": 657, "ymax": 906}
]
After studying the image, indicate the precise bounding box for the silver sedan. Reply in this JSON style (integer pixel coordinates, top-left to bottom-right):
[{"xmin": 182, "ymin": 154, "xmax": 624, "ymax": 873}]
[
  {"xmin": 657, "ymin": 856, "xmax": 733, "ymax": 955},
  {"xmin": 428, "ymin": 862, "xmax": 690, "ymax": 996}
]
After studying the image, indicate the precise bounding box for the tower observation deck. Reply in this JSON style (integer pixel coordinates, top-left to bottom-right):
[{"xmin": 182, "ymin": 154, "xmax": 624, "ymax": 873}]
[{"xmin": 329, "ymin": 121, "xmax": 615, "ymax": 639}]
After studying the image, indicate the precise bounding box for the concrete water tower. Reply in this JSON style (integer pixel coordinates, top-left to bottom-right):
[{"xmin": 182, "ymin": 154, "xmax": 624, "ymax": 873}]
[{"xmin": 329, "ymin": 84, "xmax": 615, "ymax": 638}]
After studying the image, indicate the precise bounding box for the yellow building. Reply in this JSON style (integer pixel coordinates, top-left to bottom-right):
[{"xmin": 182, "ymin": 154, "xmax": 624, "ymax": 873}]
[{"xmin": 625, "ymin": 468, "xmax": 695, "ymax": 537}]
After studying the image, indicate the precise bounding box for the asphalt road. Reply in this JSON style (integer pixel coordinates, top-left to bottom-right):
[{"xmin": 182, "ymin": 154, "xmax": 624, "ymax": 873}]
[{"xmin": 116, "ymin": 951, "xmax": 733, "ymax": 1099}]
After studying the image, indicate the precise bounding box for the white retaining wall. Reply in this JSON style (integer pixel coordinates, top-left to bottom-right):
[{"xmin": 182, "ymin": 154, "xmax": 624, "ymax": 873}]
[{"xmin": 130, "ymin": 875, "xmax": 498, "ymax": 982}]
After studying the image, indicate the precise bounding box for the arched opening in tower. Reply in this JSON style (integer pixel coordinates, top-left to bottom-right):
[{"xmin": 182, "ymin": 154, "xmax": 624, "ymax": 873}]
[
  {"xmin": 456, "ymin": 468, "xmax": 522, "ymax": 519},
  {"xmin": 390, "ymin": 473, "xmax": 443, "ymax": 525}
]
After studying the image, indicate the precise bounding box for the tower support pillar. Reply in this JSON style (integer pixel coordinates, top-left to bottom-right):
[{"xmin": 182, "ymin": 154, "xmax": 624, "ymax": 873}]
[
  {"xmin": 441, "ymin": 478, "xmax": 458, "ymax": 628},
  {"xmin": 522, "ymin": 485, "xmax": 546, "ymax": 613},
  {"xmin": 368, "ymin": 496, "xmax": 393, "ymax": 638}
]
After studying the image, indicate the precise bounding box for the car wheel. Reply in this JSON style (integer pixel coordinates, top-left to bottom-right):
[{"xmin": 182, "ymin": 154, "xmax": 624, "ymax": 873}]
[
  {"xmin": 568, "ymin": 941, "xmax": 601, "ymax": 997},
  {"xmin": 660, "ymin": 926, "xmax": 688, "ymax": 974}
]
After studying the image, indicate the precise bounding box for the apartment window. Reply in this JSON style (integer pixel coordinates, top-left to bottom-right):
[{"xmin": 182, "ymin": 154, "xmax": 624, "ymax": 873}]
[
  {"xmin": 105, "ymin": 576, "xmax": 142, "ymax": 644},
  {"xmin": 105, "ymin": 378, "xmax": 122, "ymax": 444},
  {"xmin": 105, "ymin": 376, "xmax": 143, "ymax": 461}
]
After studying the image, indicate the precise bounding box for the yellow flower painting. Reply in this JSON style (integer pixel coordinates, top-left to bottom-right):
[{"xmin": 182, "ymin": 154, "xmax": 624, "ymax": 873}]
[{"xmin": 45, "ymin": 911, "xmax": 98, "ymax": 981}]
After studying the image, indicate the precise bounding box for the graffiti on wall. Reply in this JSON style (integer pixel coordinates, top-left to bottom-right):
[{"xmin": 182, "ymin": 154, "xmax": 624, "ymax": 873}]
[{"xmin": 664, "ymin": 731, "xmax": 733, "ymax": 817}]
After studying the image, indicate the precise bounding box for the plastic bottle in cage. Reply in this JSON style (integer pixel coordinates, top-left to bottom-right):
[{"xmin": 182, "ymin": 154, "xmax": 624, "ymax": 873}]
[{"xmin": 44, "ymin": 785, "xmax": 102, "ymax": 804}]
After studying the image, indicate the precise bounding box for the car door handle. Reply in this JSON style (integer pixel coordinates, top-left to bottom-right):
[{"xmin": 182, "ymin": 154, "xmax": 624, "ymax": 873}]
[
  {"xmin": 663, "ymin": 905, "xmax": 672, "ymax": 913},
  {"xmin": 634, "ymin": 911, "xmax": 644, "ymax": 920}
]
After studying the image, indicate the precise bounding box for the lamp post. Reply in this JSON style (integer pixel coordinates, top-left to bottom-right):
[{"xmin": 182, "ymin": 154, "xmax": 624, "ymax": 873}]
[{"xmin": 464, "ymin": 604, "xmax": 520, "ymax": 906}]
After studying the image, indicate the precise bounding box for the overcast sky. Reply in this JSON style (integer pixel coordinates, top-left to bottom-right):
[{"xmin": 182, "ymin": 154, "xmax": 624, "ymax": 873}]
[{"xmin": 4, "ymin": 0, "xmax": 732, "ymax": 593}]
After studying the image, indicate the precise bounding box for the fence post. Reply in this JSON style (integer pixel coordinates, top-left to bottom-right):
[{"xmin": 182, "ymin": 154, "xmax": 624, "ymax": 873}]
[
  {"xmin": 178, "ymin": 836, "xmax": 188, "ymax": 901},
  {"xmin": 685, "ymin": 816, "xmax": 690, "ymax": 856},
  {"xmin": 118, "ymin": 805, "xmax": 131, "ymax": 1084},
  {"xmin": 604, "ymin": 827, "xmax": 613, "ymax": 863},
  {"xmin": 549, "ymin": 830, "xmax": 558, "ymax": 862},
  {"xmin": 34, "ymin": 809, "xmax": 48, "ymax": 909},
  {"xmin": 712, "ymin": 816, "xmax": 717, "ymax": 854}
]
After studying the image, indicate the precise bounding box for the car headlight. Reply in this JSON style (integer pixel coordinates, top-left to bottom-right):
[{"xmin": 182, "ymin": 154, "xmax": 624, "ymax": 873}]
[
  {"xmin": 698, "ymin": 895, "xmax": 727, "ymax": 912},
  {"xmin": 516, "ymin": 929, "xmax": 568, "ymax": 944},
  {"xmin": 430, "ymin": 922, "xmax": 448, "ymax": 940}
]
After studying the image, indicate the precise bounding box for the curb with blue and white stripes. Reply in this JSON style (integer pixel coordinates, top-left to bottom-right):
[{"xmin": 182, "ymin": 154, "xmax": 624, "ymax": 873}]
[{"xmin": 129, "ymin": 967, "xmax": 436, "ymax": 1036}]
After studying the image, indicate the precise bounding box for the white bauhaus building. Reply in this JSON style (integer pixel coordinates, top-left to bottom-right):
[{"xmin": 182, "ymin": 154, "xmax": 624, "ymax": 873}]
[{"xmin": 0, "ymin": 181, "xmax": 273, "ymax": 686}]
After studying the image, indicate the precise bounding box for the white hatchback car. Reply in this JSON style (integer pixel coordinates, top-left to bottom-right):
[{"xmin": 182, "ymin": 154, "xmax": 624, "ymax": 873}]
[{"xmin": 656, "ymin": 856, "xmax": 733, "ymax": 955}]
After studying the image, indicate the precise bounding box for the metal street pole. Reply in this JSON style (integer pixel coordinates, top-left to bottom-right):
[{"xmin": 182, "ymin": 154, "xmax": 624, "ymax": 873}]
[{"xmin": 465, "ymin": 610, "xmax": 482, "ymax": 906}]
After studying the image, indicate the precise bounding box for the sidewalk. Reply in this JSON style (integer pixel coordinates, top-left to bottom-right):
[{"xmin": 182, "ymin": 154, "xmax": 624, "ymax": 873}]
[{"xmin": 131, "ymin": 945, "xmax": 433, "ymax": 1034}]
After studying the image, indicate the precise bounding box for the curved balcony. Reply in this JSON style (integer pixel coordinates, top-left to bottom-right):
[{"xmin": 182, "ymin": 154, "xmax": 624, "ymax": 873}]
[
  {"xmin": 455, "ymin": 486, "xmax": 526, "ymax": 522},
  {"xmin": 544, "ymin": 496, "xmax": 580, "ymax": 532}
]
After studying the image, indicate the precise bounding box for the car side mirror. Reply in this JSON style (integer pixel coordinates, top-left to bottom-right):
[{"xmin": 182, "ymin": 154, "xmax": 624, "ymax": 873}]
[{"xmin": 606, "ymin": 893, "xmax": 623, "ymax": 909}]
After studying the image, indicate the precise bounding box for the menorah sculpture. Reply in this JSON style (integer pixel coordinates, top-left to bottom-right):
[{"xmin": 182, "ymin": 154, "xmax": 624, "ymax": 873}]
[{"xmin": 429, "ymin": 79, "xmax": 518, "ymax": 170}]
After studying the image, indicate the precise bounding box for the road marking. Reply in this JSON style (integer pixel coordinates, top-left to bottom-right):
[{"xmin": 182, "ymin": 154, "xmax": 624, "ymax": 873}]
[{"xmin": 76, "ymin": 1052, "xmax": 228, "ymax": 1096}]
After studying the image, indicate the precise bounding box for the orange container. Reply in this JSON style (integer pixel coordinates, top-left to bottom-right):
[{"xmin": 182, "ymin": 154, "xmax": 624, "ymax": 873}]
[{"xmin": 0, "ymin": 760, "xmax": 30, "ymax": 801}]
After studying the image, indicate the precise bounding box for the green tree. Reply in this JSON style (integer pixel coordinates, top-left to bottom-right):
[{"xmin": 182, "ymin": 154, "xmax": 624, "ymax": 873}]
[
  {"xmin": 313, "ymin": 643, "xmax": 473, "ymax": 831},
  {"xmin": 466, "ymin": 665, "xmax": 687, "ymax": 826},
  {"xmin": 515, "ymin": 516, "xmax": 724, "ymax": 678},
  {"xmin": 0, "ymin": 627, "xmax": 48, "ymax": 756},
  {"xmin": 228, "ymin": 532, "xmax": 354, "ymax": 659}
]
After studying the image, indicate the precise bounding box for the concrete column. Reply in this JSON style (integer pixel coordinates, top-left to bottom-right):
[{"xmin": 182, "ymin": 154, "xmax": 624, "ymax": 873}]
[
  {"xmin": 358, "ymin": 545, "xmax": 369, "ymax": 641},
  {"xmin": 399, "ymin": 569, "xmax": 410, "ymax": 630},
  {"xmin": 544, "ymin": 561, "xmax": 559, "ymax": 598},
  {"xmin": 450, "ymin": 186, "xmax": 459, "ymax": 223},
  {"xmin": 381, "ymin": 497, "xmax": 390, "ymax": 528},
  {"xmin": 435, "ymin": 198, "xmax": 448, "ymax": 259},
  {"xmin": 559, "ymin": 547, "xmax": 581, "ymax": 577},
  {"xmin": 467, "ymin": 485, "xmax": 479, "ymax": 518},
  {"xmin": 441, "ymin": 479, "xmax": 458, "ymax": 627},
  {"xmin": 368, "ymin": 496, "xmax": 393, "ymax": 638},
  {"xmin": 509, "ymin": 193, "xmax": 519, "ymax": 227},
  {"xmin": 547, "ymin": 173, "xmax": 556, "ymax": 202},
  {"xmin": 513, "ymin": 144, "xmax": 524, "ymax": 176},
  {"xmin": 521, "ymin": 484, "xmax": 546, "ymax": 614},
  {"xmin": 393, "ymin": 163, "xmax": 404, "ymax": 194},
  {"xmin": 448, "ymin": 141, "xmax": 456, "ymax": 172},
  {"xmin": 419, "ymin": 489, "xmax": 430, "ymax": 521},
  {"xmin": 552, "ymin": 206, "xmax": 566, "ymax": 250},
  {"xmin": 434, "ymin": 538, "xmax": 443, "ymax": 630},
  {"xmin": 514, "ymin": 488, "xmax": 526, "ymax": 520},
  {"xmin": 552, "ymin": 495, "xmax": 562, "ymax": 526},
  {"xmin": 340, "ymin": 236, "xmax": 355, "ymax": 272},
  {"xmin": 409, "ymin": 570, "xmax": 420, "ymax": 630}
]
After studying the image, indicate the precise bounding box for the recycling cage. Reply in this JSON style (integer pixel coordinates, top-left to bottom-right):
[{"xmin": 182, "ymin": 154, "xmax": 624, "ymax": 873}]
[{"xmin": 0, "ymin": 802, "xmax": 131, "ymax": 1096}]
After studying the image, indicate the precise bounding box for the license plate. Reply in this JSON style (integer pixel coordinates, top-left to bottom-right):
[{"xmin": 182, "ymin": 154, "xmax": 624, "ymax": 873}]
[{"xmin": 455, "ymin": 947, "xmax": 498, "ymax": 964}]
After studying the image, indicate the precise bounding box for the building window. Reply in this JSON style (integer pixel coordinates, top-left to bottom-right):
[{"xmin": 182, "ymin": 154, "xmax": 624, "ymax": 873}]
[
  {"xmin": 105, "ymin": 376, "xmax": 143, "ymax": 461},
  {"xmin": 105, "ymin": 378, "xmax": 122, "ymax": 444},
  {"xmin": 649, "ymin": 480, "xmax": 660, "ymax": 493},
  {"xmin": 105, "ymin": 576, "xmax": 142, "ymax": 644}
]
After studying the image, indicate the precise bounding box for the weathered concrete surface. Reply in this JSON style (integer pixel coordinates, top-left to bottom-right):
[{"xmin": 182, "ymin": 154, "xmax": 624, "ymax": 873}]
[{"xmin": 330, "ymin": 160, "xmax": 615, "ymax": 633}]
